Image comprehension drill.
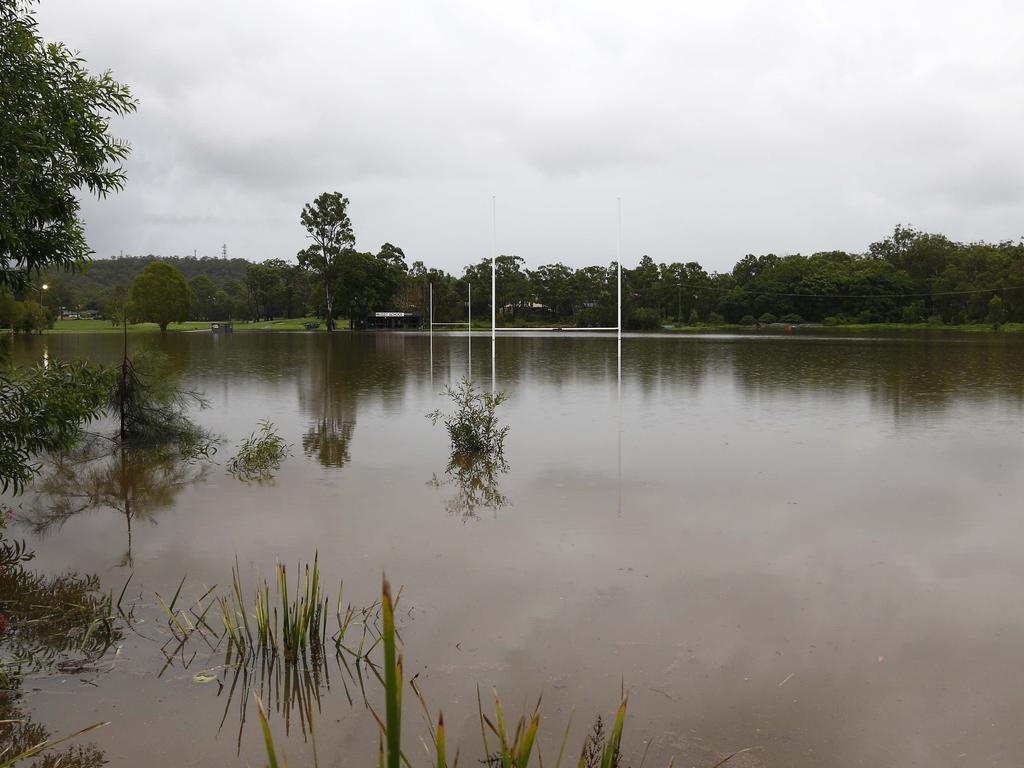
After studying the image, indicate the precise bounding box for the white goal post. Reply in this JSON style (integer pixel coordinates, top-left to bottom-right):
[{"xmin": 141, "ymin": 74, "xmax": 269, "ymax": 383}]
[{"xmin": 488, "ymin": 198, "xmax": 622, "ymax": 347}]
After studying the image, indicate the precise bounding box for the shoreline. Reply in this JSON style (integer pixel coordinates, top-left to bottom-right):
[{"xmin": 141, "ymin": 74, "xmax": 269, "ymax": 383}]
[{"xmin": 20, "ymin": 319, "xmax": 1024, "ymax": 335}]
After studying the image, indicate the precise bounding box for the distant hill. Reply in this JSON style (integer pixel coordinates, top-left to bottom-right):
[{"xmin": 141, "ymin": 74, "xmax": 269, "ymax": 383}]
[{"xmin": 45, "ymin": 255, "xmax": 254, "ymax": 306}]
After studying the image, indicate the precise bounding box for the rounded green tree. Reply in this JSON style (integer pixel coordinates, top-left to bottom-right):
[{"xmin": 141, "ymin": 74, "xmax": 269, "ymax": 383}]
[{"xmin": 131, "ymin": 262, "xmax": 191, "ymax": 332}]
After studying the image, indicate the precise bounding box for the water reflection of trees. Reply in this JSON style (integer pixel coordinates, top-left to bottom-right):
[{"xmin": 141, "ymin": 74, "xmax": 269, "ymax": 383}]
[
  {"xmin": 297, "ymin": 334, "xmax": 411, "ymax": 469},
  {"xmin": 430, "ymin": 456, "xmax": 509, "ymax": 520},
  {"xmin": 0, "ymin": 544, "xmax": 120, "ymax": 767},
  {"xmin": 491, "ymin": 333, "xmax": 1024, "ymax": 424},
  {"xmin": 0, "ymin": 702, "xmax": 106, "ymax": 768},
  {"xmin": 26, "ymin": 441, "xmax": 209, "ymax": 567}
]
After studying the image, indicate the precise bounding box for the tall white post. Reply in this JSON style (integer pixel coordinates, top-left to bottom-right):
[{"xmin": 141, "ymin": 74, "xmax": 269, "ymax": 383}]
[
  {"xmin": 617, "ymin": 197, "xmax": 622, "ymax": 341},
  {"xmin": 616, "ymin": 199, "xmax": 622, "ymax": 517},
  {"xmin": 429, "ymin": 281, "xmax": 433, "ymax": 384},
  {"xmin": 491, "ymin": 195, "xmax": 496, "ymax": 358},
  {"xmin": 468, "ymin": 282, "xmax": 472, "ymax": 373}
]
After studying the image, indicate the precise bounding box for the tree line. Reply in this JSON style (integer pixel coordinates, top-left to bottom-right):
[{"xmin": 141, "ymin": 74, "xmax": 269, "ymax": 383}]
[{"xmin": 7, "ymin": 221, "xmax": 1024, "ymax": 332}]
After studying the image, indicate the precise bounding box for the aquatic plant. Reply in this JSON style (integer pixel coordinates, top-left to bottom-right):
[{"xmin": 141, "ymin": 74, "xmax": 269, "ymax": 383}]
[
  {"xmin": 428, "ymin": 378, "xmax": 509, "ymax": 461},
  {"xmin": 213, "ymin": 556, "xmax": 331, "ymax": 662},
  {"xmin": 256, "ymin": 574, "xmax": 751, "ymax": 768},
  {"xmin": 227, "ymin": 420, "xmax": 290, "ymax": 481},
  {"xmin": 427, "ymin": 378, "xmax": 510, "ymax": 519},
  {"xmin": 151, "ymin": 559, "xmax": 382, "ymax": 754}
]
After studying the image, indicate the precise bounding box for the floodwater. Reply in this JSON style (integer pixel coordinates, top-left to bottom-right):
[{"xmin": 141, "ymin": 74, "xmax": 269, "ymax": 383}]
[{"xmin": 6, "ymin": 330, "xmax": 1024, "ymax": 767}]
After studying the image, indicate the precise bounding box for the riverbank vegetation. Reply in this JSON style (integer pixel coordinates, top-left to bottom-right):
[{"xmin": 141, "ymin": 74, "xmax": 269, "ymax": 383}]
[{"xmin": 6, "ymin": 225, "xmax": 1024, "ymax": 333}]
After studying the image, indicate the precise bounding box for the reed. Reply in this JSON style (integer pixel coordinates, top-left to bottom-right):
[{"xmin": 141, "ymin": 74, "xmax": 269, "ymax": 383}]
[
  {"xmin": 254, "ymin": 573, "xmax": 752, "ymax": 768},
  {"xmin": 215, "ymin": 556, "xmax": 330, "ymax": 662}
]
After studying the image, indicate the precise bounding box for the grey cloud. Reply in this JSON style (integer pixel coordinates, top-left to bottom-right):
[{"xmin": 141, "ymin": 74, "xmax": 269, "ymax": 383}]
[{"xmin": 37, "ymin": 0, "xmax": 1024, "ymax": 272}]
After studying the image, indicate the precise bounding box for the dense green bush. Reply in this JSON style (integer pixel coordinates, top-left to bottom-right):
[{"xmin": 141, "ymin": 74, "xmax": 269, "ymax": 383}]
[
  {"xmin": 428, "ymin": 378, "xmax": 509, "ymax": 461},
  {"xmin": 227, "ymin": 419, "xmax": 290, "ymax": 481},
  {"xmin": 758, "ymin": 312, "xmax": 777, "ymax": 324},
  {"xmin": 987, "ymin": 295, "xmax": 1006, "ymax": 328},
  {"xmin": 900, "ymin": 301, "xmax": 926, "ymax": 324},
  {"xmin": 780, "ymin": 313, "xmax": 804, "ymax": 324},
  {"xmin": 739, "ymin": 315, "xmax": 757, "ymax": 326},
  {"xmin": 629, "ymin": 307, "xmax": 662, "ymax": 330}
]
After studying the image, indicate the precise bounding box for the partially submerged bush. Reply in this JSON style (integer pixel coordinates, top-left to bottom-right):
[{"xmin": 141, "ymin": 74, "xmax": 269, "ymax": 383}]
[
  {"xmin": 227, "ymin": 419, "xmax": 290, "ymax": 481},
  {"xmin": 109, "ymin": 351, "xmax": 214, "ymax": 457},
  {"xmin": 428, "ymin": 378, "xmax": 509, "ymax": 461}
]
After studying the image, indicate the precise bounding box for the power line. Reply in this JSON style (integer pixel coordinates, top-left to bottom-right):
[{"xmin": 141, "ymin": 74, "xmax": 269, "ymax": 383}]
[{"xmin": 634, "ymin": 281, "xmax": 1024, "ymax": 300}]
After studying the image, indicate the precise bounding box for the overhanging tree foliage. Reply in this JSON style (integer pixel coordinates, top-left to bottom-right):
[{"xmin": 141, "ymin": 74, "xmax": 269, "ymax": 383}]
[
  {"xmin": 0, "ymin": 360, "xmax": 113, "ymax": 494},
  {"xmin": 0, "ymin": 0, "xmax": 136, "ymax": 290},
  {"xmin": 0, "ymin": 0, "xmax": 136, "ymax": 497}
]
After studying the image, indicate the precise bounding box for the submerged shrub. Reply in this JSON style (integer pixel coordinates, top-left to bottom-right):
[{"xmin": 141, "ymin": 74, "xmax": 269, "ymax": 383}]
[
  {"xmin": 227, "ymin": 419, "xmax": 290, "ymax": 481},
  {"xmin": 428, "ymin": 378, "xmax": 509, "ymax": 461},
  {"xmin": 109, "ymin": 351, "xmax": 214, "ymax": 457}
]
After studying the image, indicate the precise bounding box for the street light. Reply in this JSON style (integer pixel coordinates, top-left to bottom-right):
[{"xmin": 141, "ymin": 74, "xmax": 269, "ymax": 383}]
[{"xmin": 39, "ymin": 283, "xmax": 48, "ymax": 303}]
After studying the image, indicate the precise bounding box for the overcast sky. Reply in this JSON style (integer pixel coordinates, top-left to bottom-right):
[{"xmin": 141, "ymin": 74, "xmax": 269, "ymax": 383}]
[{"xmin": 36, "ymin": 0, "xmax": 1024, "ymax": 274}]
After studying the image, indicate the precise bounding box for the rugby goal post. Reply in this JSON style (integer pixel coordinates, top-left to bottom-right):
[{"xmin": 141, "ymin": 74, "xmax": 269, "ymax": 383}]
[{"xmin": 489, "ymin": 197, "xmax": 622, "ymax": 347}]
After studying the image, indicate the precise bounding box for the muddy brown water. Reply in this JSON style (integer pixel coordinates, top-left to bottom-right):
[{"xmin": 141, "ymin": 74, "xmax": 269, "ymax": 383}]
[{"xmin": 6, "ymin": 330, "xmax": 1024, "ymax": 767}]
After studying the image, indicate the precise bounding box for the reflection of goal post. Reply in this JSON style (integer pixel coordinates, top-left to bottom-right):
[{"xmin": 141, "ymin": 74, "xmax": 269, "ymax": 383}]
[{"xmin": 488, "ymin": 197, "xmax": 622, "ymax": 357}]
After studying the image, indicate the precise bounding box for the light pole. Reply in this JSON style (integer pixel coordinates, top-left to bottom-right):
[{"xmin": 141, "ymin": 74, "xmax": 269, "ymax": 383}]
[{"xmin": 38, "ymin": 283, "xmax": 48, "ymax": 303}]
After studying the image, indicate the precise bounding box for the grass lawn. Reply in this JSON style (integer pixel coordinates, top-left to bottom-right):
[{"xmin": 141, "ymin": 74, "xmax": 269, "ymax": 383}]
[
  {"xmin": 46, "ymin": 317, "xmax": 341, "ymax": 333},
  {"xmin": 33, "ymin": 318, "xmax": 1024, "ymax": 335}
]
